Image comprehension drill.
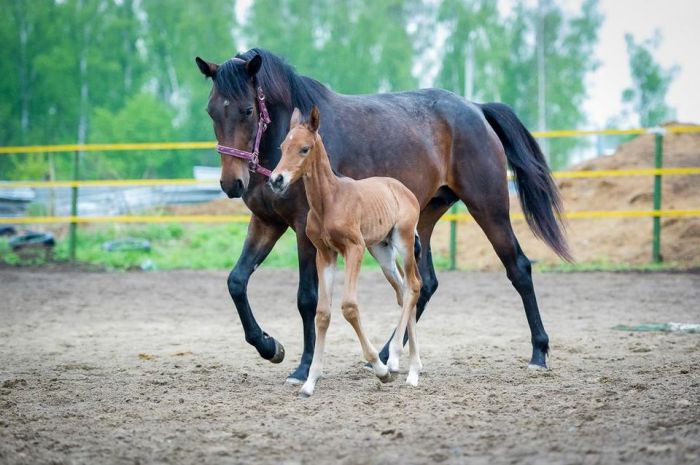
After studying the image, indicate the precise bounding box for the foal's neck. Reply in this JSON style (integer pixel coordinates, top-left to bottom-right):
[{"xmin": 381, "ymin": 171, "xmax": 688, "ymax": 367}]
[{"xmin": 303, "ymin": 138, "xmax": 339, "ymax": 217}]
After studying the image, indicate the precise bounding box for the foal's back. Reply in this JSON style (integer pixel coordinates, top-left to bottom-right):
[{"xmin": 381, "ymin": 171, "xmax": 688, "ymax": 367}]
[{"xmin": 339, "ymin": 176, "xmax": 420, "ymax": 246}]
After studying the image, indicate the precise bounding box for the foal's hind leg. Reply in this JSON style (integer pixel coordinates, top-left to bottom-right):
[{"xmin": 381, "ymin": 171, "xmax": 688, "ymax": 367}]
[
  {"xmin": 368, "ymin": 242, "xmax": 404, "ymax": 307},
  {"xmin": 387, "ymin": 227, "xmax": 422, "ymax": 384},
  {"xmin": 342, "ymin": 244, "xmax": 391, "ymax": 382}
]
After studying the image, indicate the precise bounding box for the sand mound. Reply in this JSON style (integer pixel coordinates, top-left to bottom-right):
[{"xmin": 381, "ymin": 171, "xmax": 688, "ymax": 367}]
[{"xmin": 433, "ymin": 123, "xmax": 700, "ymax": 269}]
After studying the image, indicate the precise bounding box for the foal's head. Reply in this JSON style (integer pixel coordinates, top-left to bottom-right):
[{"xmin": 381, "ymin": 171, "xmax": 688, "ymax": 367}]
[{"xmin": 268, "ymin": 106, "xmax": 321, "ymax": 194}]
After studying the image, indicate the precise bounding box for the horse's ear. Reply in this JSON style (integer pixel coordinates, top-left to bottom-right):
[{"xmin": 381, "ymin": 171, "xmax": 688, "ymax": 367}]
[
  {"xmin": 290, "ymin": 108, "xmax": 302, "ymax": 128},
  {"xmin": 309, "ymin": 105, "xmax": 320, "ymax": 133},
  {"xmin": 246, "ymin": 54, "xmax": 262, "ymax": 77},
  {"xmin": 195, "ymin": 57, "xmax": 217, "ymax": 78}
]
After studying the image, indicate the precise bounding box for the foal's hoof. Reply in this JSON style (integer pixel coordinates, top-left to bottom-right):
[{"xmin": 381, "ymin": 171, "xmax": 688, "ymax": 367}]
[
  {"xmin": 377, "ymin": 371, "xmax": 395, "ymax": 384},
  {"xmin": 269, "ymin": 339, "xmax": 285, "ymax": 364},
  {"xmin": 298, "ymin": 390, "xmax": 312, "ymax": 399},
  {"xmin": 406, "ymin": 373, "xmax": 419, "ymax": 387}
]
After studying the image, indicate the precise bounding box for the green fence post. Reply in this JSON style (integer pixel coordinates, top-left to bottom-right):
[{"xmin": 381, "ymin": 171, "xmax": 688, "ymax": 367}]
[
  {"xmin": 652, "ymin": 129, "xmax": 664, "ymax": 263},
  {"xmin": 449, "ymin": 203, "xmax": 458, "ymax": 270},
  {"xmin": 68, "ymin": 150, "xmax": 80, "ymax": 261}
]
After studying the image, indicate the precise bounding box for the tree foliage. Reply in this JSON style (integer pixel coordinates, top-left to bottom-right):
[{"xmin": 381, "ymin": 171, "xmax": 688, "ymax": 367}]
[
  {"xmin": 1, "ymin": 0, "xmax": 605, "ymax": 179},
  {"xmin": 622, "ymin": 31, "xmax": 677, "ymax": 127}
]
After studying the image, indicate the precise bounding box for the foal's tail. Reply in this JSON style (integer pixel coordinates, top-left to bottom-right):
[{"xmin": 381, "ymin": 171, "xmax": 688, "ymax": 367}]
[
  {"xmin": 480, "ymin": 102, "xmax": 572, "ymax": 261},
  {"xmin": 413, "ymin": 231, "xmax": 422, "ymax": 263}
]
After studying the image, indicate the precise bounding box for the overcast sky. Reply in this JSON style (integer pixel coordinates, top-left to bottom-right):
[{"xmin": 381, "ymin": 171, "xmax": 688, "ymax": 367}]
[
  {"xmin": 236, "ymin": 0, "xmax": 700, "ymax": 128},
  {"xmin": 583, "ymin": 0, "xmax": 700, "ymax": 127}
]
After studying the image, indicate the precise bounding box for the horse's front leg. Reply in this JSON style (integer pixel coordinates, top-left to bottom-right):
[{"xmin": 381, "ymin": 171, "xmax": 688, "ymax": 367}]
[
  {"xmin": 286, "ymin": 231, "xmax": 319, "ymax": 383},
  {"xmin": 228, "ymin": 215, "xmax": 288, "ymax": 362}
]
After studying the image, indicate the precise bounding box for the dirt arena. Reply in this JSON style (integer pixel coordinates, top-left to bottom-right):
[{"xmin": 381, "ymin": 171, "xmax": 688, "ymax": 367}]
[{"xmin": 1, "ymin": 267, "xmax": 698, "ymax": 465}]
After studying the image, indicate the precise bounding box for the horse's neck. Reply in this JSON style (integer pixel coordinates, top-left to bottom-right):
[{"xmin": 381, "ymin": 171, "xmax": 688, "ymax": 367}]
[{"xmin": 303, "ymin": 140, "xmax": 338, "ymax": 217}]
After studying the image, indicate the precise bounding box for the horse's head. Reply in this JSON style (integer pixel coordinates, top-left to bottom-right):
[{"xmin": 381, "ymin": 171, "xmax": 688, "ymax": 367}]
[
  {"xmin": 269, "ymin": 106, "xmax": 320, "ymax": 195},
  {"xmin": 195, "ymin": 54, "xmax": 263, "ymax": 198}
]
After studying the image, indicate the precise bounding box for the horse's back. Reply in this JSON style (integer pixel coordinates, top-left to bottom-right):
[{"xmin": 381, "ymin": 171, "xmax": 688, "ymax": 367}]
[{"xmin": 324, "ymin": 88, "xmax": 491, "ymax": 207}]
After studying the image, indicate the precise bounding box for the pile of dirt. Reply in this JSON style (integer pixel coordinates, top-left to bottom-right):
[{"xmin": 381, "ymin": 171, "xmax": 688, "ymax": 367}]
[{"xmin": 433, "ymin": 123, "xmax": 700, "ymax": 269}]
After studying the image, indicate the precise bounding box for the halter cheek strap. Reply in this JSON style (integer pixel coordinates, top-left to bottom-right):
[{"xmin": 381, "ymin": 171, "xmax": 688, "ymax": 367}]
[{"xmin": 216, "ymin": 59, "xmax": 273, "ymax": 178}]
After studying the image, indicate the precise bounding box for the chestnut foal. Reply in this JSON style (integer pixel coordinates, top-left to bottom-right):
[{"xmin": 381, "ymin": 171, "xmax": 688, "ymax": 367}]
[{"xmin": 268, "ymin": 106, "xmax": 423, "ymax": 397}]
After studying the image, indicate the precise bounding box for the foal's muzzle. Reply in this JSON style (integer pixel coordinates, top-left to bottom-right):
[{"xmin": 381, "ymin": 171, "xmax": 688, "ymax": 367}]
[{"xmin": 267, "ymin": 173, "xmax": 287, "ymax": 194}]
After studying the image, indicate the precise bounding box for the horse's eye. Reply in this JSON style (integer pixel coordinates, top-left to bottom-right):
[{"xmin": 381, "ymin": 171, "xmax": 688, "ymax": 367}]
[
  {"xmin": 300, "ymin": 146, "xmax": 310, "ymax": 155},
  {"xmin": 241, "ymin": 107, "xmax": 253, "ymax": 116}
]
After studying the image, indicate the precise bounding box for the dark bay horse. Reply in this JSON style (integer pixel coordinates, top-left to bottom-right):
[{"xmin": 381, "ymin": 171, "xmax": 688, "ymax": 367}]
[{"xmin": 195, "ymin": 48, "xmax": 570, "ymax": 383}]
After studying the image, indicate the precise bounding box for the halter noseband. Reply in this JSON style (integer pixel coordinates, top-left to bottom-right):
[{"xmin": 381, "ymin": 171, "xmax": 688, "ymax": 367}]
[{"xmin": 215, "ymin": 58, "xmax": 273, "ymax": 178}]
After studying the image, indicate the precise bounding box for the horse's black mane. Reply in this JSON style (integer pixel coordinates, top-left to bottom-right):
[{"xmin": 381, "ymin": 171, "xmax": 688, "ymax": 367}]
[{"xmin": 214, "ymin": 48, "xmax": 327, "ymax": 113}]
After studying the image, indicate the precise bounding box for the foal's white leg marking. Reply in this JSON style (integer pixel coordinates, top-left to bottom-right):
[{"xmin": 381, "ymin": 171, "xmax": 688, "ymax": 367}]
[
  {"xmin": 300, "ymin": 262, "xmax": 335, "ymax": 397},
  {"xmin": 406, "ymin": 309, "xmax": 421, "ymax": 387},
  {"xmin": 387, "ymin": 236, "xmax": 411, "ymax": 374},
  {"xmin": 369, "ymin": 243, "xmax": 404, "ymax": 306}
]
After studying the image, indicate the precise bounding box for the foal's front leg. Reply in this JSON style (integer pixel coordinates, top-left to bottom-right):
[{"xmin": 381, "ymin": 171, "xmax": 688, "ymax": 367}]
[
  {"xmin": 300, "ymin": 246, "xmax": 337, "ymax": 397},
  {"xmin": 342, "ymin": 244, "xmax": 391, "ymax": 383}
]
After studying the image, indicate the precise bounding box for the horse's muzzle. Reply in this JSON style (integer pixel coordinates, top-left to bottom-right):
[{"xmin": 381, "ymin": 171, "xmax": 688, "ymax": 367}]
[{"xmin": 221, "ymin": 179, "xmax": 245, "ymax": 198}]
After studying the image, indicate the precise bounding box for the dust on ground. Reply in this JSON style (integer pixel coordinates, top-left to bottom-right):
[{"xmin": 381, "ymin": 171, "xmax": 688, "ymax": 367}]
[{"xmin": 1, "ymin": 267, "xmax": 698, "ymax": 464}]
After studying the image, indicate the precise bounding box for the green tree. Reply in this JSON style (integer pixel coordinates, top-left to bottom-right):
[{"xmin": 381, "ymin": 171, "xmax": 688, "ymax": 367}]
[
  {"xmin": 244, "ymin": 0, "xmax": 418, "ymax": 93},
  {"xmin": 622, "ymin": 31, "xmax": 678, "ymax": 127},
  {"xmin": 435, "ymin": 0, "xmax": 602, "ymax": 169},
  {"xmin": 435, "ymin": 0, "xmax": 506, "ymax": 100}
]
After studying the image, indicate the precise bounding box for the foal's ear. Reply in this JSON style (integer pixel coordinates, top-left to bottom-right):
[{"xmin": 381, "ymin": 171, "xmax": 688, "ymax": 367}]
[
  {"xmin": 195, "ymin": 57, "xmax": 218, "ymax": 78},
  {"xmin": 246, "ymin": 54, "xmax": 262, "ymax": 77},
  {"xmin": 309, "ymin": 105, "xmax": 320, "ymax": 133},
  {"xmin": 290, "ymin": 108, "xmax": 302, "ymax": 128}
]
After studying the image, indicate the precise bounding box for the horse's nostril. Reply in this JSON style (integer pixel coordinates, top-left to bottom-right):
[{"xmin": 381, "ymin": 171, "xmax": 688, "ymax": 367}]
[
  {"xmin": 235, "ymin": 179, "xmax": 244, "ymax": 190},
  {"xmin": 275, "ymin": 175, "xmax": 283, "ymax": 186}
]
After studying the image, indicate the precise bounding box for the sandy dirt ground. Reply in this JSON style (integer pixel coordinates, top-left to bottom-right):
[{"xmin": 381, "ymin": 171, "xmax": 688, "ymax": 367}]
[{"xmin": 1, "ymin": 267, "xmax": 698, "ymax": 465}]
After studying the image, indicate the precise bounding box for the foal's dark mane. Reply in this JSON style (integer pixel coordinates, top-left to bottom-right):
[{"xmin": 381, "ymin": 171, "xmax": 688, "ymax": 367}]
[{"xmin": 214, "ymin": 48, "xmax": 328, "ymax": 113}]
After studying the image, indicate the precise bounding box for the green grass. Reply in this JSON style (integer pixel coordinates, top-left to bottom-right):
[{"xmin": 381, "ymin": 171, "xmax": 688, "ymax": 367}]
[
  {"xmin": 0, "ymin": 223, "xmax": 441, "ymax": 271},
  {"xmin": 1, "ymin": 224, "xmax": 689, "ymax": 273}
]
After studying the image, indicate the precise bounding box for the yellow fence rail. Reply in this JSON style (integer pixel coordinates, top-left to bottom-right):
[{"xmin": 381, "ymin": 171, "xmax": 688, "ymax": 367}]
[
  {"xmin": 0, "ymin": 125, "xmax": 698, "ymax": 156},
  {"xmin": 2, "ymin": 167, "xmax": 700, "ymax": 189},
  {"xmin": 2, "ymin": 209, "xmax": 700, "ymax": 225},
  {"xmin": 1, "ymin": 124, "xmax": 698, "ymax": 266}
]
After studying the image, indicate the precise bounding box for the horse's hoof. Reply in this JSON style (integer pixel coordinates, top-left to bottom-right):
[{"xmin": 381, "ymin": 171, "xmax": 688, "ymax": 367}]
[
  {"xmin": 527, "ymin": 363, "xmax": 548, "ymax": 371},
  {"xmin": 269, "ymin": 339, "xmax": 285, "ymax": 364},
  {"xmin": 298, "ymin": 390, "xmax": 312, "ymax": 399},
  {"xmin": 285, "ymin": 377, "xmax": 303, "ymax": 385},
  {"xmin": 378, "ymin": 372, "xmax": 394, "ymax": 384}
]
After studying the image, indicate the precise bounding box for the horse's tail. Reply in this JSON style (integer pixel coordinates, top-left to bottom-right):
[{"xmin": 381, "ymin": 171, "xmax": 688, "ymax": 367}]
[{"xmin": 479, "ymin": 102, "xmax": 572, "ymax": 261}]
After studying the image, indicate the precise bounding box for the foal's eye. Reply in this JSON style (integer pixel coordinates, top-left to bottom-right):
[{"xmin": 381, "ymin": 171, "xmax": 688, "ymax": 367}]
[{"xmin": 300, "ymin": 146, "xmax": 310, "ymax": 155}]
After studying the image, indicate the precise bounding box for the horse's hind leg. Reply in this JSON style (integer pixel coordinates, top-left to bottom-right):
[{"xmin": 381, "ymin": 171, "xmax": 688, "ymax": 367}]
[
  {"xmin": 342, "ymin": 244, "xmax": 391, "ymax": 382},
  {"xmin": 451, "ymin": 157, "xmax": 550, "ymax": 368},
  {"xmin": 476, "ymin": 214, "xmax": 549, "ymax": 368}
]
